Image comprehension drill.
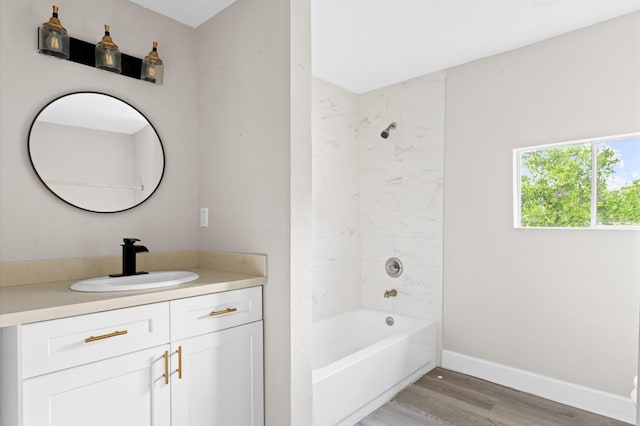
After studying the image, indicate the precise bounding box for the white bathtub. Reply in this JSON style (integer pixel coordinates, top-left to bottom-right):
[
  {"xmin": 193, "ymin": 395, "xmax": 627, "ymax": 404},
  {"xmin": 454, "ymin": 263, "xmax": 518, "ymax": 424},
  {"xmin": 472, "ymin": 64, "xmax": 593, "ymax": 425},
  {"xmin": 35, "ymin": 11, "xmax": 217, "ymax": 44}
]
[{"xmin": 312, "ymin": 309, "xmax": 436, "ymax": 426}]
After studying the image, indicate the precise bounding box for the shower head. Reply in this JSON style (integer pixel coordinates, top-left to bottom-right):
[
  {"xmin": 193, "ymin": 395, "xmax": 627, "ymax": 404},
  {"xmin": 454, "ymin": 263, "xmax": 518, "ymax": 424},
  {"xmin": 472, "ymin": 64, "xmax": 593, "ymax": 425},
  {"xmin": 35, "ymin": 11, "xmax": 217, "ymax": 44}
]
[{"xmin": 380, "ymin": 122, "xmax": 397, "ymax": 139}]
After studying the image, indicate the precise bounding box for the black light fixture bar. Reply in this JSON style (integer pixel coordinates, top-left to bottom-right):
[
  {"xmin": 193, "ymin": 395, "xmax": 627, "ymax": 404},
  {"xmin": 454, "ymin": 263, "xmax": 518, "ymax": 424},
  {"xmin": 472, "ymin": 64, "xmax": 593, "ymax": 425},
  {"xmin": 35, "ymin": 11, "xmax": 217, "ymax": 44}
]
[{"xmin": 38, "ymin": 28, "xmax": 145, "ymax": 82}]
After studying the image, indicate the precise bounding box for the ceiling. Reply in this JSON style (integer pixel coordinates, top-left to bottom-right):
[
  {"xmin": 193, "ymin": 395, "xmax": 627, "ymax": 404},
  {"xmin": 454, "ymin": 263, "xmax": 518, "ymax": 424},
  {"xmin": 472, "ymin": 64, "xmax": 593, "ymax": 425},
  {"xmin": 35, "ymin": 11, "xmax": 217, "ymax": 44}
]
[
  {"xmin": 127, "ymin": 0, "xmax": 237, "ymax": 28},
  {"xmin": 128, "ymin": 0, "xmax": 640, "ymax": 94}
]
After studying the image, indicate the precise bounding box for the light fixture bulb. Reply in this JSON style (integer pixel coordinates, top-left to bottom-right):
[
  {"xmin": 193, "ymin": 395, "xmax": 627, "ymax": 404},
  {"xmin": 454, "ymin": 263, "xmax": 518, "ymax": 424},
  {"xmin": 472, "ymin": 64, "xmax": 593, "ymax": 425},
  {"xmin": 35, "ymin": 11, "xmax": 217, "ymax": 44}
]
[
  {"xmin": 46, "ymin": 32, "xmax": 61, "ymax": 51},
  {"xmin": 104, "ymin": 52, "xmax": 114, "ymax": 66}
]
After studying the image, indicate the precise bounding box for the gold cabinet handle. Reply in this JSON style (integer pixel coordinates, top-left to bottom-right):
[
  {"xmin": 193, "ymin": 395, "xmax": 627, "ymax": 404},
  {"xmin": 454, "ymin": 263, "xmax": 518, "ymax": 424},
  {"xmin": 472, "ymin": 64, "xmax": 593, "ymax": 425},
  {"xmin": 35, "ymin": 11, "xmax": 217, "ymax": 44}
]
[
  {"xmin": 163, "ymin": 350, "xmax": 169, "ymax": 385},
  {"xmin": 177, "ymin": 346, "xmax": 183, "ymax": 379},
  {"xmin": 84, "ymin": 330, "xmax": 128, "ymax": 343},
  {"xmin": 209, "ymin": 307, "xmax": 237, "ymax": 316}
]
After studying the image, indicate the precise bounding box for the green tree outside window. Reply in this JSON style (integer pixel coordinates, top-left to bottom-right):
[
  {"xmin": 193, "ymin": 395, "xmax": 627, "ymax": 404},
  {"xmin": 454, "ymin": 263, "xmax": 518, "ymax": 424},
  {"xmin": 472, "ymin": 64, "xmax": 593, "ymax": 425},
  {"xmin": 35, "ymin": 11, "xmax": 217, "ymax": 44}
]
[{"xmin": 519, "ymin": 137, "xmax": 640, "ymax": 227}]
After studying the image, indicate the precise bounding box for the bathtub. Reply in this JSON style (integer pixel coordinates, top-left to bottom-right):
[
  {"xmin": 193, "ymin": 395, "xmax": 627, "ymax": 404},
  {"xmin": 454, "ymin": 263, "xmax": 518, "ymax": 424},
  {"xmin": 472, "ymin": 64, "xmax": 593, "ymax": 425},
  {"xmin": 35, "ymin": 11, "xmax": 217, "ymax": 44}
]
[{"xmin": 312, "ymin": 309, "xmax": 436, "ymax": 426}]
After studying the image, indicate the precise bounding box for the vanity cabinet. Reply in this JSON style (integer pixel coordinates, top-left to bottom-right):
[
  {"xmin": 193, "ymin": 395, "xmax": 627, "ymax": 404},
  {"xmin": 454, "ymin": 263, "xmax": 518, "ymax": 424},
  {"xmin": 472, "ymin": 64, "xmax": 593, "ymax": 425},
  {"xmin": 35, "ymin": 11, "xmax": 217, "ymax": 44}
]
[
  {"xmin": 170, "ymin": 286, "xmax": 264, "ymax": 426},
  {"xmin": 1, "ymin": 286, "xmax": 263, "ymax": 426}
]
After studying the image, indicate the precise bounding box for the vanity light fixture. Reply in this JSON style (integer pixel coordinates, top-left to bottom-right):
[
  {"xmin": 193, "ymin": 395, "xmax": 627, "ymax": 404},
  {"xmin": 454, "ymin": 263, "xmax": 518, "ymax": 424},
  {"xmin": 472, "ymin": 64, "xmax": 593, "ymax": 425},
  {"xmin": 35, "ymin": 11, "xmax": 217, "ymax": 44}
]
[
  {"xmin": 38, "ymin": 5, "xmax": 70, "ymax": 59},
  {"xmin": 36, "ymin": 12, "xmax": 164, "ymax": 84},
  {"xmin": 95, "ymin": 25, "xmax": 122, "ymax": 73},
  {"xmin": 141, "ymin": 41, "xmax": 164, "ymax": 85}
]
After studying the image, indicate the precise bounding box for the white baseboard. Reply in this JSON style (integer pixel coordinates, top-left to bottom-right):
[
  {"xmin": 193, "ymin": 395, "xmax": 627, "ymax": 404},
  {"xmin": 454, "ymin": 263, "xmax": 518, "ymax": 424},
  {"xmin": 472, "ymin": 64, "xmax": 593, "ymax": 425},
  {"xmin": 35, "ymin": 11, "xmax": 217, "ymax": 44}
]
[{"xmin": 441, "ymin": 350, "xmax": 636, "ymax": 425}]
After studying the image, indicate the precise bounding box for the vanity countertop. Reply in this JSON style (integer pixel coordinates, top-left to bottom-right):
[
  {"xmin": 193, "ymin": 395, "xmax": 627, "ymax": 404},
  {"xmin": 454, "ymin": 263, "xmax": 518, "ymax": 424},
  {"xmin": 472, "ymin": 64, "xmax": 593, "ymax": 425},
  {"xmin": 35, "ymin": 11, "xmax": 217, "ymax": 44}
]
[{"xmin": 0, "ymin": 267, "xmax": 266, "ymax": 328}]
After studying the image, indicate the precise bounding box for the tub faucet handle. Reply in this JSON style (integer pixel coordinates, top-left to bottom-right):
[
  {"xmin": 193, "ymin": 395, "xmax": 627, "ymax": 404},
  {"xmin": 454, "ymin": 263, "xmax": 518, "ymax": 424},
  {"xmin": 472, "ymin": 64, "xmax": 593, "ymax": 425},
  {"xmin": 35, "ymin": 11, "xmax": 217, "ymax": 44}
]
[
  {"xmin": 385, "ymin": 257, "xmax": 403, "ymax": 278},
  {"xmin": 384, "ymin": 289, "xmax": 397, "ymax": 298}
]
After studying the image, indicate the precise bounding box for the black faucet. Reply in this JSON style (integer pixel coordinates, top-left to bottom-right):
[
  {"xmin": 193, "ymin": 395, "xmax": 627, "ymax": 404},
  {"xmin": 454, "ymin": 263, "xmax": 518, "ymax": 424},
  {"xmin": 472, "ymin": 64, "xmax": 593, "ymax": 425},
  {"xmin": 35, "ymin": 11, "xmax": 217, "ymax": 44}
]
[{"xmin": 109, "ymin": 238, "xmax": 149, "ymax": 277}]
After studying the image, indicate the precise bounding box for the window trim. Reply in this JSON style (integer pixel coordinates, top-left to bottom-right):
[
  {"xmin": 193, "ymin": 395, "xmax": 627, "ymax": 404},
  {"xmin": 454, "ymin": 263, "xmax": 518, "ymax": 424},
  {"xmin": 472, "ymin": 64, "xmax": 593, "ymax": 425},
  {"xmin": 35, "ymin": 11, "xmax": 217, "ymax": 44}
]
[{"xmin": 513, "ymin": 132, "xmax": 640, "ymax": 230}]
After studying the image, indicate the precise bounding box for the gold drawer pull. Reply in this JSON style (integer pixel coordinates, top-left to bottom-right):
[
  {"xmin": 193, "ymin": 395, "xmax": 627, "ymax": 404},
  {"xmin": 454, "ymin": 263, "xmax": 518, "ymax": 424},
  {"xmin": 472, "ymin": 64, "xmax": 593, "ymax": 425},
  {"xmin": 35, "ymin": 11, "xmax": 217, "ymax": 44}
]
[
  {"xmin": 163, "ymin": 350, "xmax": 169, "ymax": 385},
  {"xmin": 209, "ymin": 307, "xmax": 237, "ymax": 317},
  {"xmin": 177, "ymin": 346, "xmax": 183, "ymax": 379},
  {"xmin": 84, "ymin": 330, "xmax": 128, "ymax": 343}
]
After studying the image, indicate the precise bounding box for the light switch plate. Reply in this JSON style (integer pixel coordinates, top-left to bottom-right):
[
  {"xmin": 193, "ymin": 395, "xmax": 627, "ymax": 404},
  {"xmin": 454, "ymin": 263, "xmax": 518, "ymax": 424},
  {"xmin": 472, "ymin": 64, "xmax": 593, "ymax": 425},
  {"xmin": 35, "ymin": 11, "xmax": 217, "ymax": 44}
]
[{"xmin": 200, "ymin": 207, "xmax": 208, "ymax": 227}]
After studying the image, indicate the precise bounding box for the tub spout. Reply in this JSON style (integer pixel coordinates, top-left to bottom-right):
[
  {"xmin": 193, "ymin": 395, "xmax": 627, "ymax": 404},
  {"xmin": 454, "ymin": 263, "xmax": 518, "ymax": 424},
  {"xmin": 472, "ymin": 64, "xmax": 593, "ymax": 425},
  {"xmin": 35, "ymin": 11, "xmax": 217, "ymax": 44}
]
[{"xmin": 384, "ymin": 289, "xmax": 397, "ymax": 298}]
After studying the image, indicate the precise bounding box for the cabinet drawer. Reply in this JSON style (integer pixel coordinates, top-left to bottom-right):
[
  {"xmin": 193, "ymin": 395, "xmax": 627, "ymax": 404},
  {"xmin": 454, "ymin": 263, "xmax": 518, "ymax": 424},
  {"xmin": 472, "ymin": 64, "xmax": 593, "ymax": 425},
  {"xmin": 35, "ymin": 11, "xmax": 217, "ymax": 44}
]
[
  {"xmin": 171, "ymin": 286, "xmax": 262, "ymax": 340},
  {"xmin": 20, "ymin": 302, "xmax": 169, "ymax": 378}
]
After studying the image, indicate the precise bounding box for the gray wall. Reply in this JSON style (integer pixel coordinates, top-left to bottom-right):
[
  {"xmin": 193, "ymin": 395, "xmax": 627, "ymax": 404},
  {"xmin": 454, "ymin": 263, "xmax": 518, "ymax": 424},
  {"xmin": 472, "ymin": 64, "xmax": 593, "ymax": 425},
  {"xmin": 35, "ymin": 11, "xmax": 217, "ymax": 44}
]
[
  {"xmin": 444, "ymin": 12, "xmax": 640, "ymax": 396},
  {"xmin": 0, "ymin": 0, "xmax": 199, "ymax": 260},
  {"xmin": 197, "ymin": 0, "xmax": 312, "ymax": 424}
]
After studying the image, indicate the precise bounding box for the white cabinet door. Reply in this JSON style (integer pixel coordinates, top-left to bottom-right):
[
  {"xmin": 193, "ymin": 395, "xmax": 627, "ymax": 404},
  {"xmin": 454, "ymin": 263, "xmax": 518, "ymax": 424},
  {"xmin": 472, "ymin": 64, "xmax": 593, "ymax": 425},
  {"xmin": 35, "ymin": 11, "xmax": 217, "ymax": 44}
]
[
  {"xmin": 170, "ymin": 321, "xmax": 264, "ymax": 426},
  {"xmin": 22, "ymin": 345, "xmax": 171, "ymax": 426}
]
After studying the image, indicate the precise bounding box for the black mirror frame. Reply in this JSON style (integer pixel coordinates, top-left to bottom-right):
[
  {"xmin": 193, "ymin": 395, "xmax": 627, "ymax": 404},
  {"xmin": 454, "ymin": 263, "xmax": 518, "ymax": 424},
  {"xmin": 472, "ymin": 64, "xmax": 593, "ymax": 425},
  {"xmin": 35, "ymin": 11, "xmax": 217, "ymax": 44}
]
[{"xmin": 27, "ymin": 91, "xmax": 166, "ymax": 214}]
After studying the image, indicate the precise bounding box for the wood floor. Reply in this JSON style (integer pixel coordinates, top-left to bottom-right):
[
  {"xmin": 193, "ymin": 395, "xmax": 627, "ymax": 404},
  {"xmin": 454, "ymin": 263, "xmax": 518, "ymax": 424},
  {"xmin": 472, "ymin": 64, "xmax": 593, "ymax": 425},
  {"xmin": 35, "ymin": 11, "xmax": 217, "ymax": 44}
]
[{"xmin": 356, "ymin": 368, "xmax": 632, "ymax": 426}]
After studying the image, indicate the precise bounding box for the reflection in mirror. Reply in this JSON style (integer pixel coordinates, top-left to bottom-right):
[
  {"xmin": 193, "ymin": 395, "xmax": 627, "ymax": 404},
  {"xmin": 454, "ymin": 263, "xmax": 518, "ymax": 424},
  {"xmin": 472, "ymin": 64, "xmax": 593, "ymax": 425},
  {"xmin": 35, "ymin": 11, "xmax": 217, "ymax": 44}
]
[{"xmin": 28, "ymin": 92, "xmax": 165, "ymax": 213}]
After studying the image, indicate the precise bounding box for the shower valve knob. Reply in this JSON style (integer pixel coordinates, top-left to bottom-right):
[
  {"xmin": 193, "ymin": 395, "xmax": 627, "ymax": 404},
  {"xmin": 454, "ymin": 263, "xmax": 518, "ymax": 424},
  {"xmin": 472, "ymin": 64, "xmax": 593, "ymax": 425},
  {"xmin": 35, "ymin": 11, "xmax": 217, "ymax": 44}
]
[{"xmin": 385, "ymin": 257, "xmax": 403, "ymax": 278}]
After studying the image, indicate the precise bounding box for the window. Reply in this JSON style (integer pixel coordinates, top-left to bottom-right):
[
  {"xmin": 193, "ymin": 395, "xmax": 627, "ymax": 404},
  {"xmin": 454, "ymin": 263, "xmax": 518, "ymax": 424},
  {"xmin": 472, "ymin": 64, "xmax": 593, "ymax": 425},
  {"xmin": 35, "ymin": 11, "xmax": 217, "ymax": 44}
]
[{"xmin": 514, "ymin": 134, "xmax": 640, "ymax": 228}]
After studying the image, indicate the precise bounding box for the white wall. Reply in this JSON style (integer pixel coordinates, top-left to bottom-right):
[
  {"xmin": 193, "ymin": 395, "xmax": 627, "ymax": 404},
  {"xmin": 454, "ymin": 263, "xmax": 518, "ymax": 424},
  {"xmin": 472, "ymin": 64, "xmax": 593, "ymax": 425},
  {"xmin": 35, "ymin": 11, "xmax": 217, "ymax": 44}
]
[
  {"xmin": 444, "ymin": 12, "xmax": 640, "ymax": 398},
  {"xmin": 290, "ymin": 1, "xmax": 313, "ymax": 421},
  {"xmin": 312, "ymin": 78, "xmax": 361, "ymax": 320},
  {"xmin": 197, "ymin": 0, "xmax": 311, "ymax": 424},
  {"xmin": 0, "ymin": 0, "xmax": 199, "ymax": 261}
]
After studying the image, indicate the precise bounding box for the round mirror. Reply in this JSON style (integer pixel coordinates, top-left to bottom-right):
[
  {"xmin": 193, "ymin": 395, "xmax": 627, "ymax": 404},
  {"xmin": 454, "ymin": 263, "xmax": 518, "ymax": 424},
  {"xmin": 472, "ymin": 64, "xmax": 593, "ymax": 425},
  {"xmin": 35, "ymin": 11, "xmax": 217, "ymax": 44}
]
[{"xmin": 28, "ymin": 92, "xmax": 165, "ymax": 213}]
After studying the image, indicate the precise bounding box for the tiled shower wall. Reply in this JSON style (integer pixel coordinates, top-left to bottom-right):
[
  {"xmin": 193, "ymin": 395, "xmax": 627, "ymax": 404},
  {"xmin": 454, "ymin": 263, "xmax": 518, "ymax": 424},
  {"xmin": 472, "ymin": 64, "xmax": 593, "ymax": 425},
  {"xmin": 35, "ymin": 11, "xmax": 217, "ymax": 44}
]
[
  {"xmin": 312, "ymin": 71, "xmax": 445, "ymax": 337},
  {"xmin": 312, "ymin": 79, "xmax": 361, "ymax": 320},
  {"xmin": 357, "ymin": 71, "xmax": 445, "ymax": 327}
]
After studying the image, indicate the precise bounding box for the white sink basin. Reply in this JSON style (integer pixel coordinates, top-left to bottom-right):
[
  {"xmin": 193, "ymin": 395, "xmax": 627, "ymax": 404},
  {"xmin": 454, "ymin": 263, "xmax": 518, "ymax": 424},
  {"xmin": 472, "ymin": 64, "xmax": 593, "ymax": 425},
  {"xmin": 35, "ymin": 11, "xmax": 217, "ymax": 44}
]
[{"xmin": 70, "ymin": 271, "xmax": 200, "ymax": 292}]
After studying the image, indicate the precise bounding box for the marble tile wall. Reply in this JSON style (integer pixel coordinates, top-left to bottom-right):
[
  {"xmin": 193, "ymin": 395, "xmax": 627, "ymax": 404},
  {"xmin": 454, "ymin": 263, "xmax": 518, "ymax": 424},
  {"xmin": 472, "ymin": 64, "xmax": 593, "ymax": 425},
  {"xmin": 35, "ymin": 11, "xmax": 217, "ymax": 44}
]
[
  {"xmin": 312, "ymin": 71, "xmax": 445, "ymax": 338},
  {"xmin": 358, "ymin": 71, "xmax": 445, "ymax": 331},
  {"xmin": 312, "ymin": 79, "xmax": 361, "ymax": 320}
]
